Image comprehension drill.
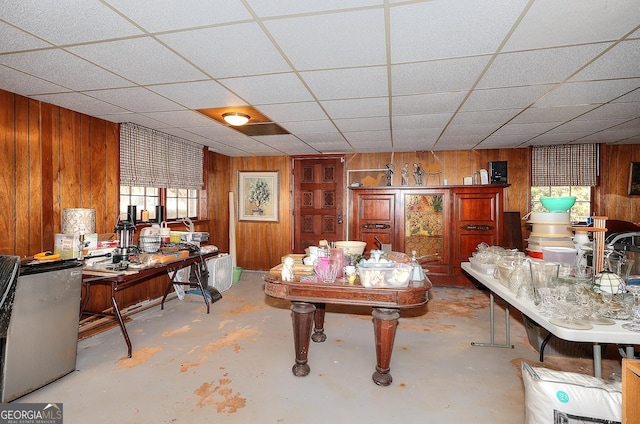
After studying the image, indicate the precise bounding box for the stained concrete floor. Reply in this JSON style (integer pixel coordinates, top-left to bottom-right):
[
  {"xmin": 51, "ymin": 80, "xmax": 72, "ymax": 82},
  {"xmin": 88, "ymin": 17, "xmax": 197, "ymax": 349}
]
[{"xmin": 18, "ymin": 271, "xmax": 624, "ymax": 423}]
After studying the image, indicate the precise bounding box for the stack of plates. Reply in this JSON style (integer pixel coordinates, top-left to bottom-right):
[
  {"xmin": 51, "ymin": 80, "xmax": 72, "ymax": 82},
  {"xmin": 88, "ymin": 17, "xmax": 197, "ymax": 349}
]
[{"xmin": 526, "ymin": 212, "xmax": 574, "ymax": 258}]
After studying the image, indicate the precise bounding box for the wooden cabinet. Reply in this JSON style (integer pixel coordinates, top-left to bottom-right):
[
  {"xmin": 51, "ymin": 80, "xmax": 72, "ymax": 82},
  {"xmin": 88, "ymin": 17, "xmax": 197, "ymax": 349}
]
[
  {"xmin": 350, "ymin": 185, "xmax": 506, "ymax": 284},
  {"xmin": 623, "ymin": 358, "xmax": 640, "ymax": 424}
]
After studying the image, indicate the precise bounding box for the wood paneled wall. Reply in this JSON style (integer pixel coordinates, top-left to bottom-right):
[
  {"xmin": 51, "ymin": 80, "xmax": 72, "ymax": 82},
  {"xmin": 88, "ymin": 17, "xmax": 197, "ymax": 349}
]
[{"xmin": 0, "ymin": 89, "xmax": 119, "ymax": 257}]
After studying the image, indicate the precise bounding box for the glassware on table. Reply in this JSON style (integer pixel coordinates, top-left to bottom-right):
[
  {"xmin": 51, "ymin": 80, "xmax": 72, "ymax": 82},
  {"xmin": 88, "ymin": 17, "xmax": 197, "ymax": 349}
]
[
  {"xmin": 314, "ymin": 256, "xmax": 339, "ymax": 283},
  {"xmin": 621, "ymin": 284, "xmax": 640, "ymax": 332},
  {"xmin": 529, "ymin": 261, "xmax": 560, "ymax": 307},
  {"xmin": 508, "ymin": 258, "xmax": 529, "ymax": 295}
]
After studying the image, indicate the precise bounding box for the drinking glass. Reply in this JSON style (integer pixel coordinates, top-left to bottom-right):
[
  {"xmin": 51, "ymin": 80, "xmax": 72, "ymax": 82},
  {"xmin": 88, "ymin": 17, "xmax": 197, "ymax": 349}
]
[{"xmin": 529, "ymin": 261, "xmax": 560, "ymax": 307}]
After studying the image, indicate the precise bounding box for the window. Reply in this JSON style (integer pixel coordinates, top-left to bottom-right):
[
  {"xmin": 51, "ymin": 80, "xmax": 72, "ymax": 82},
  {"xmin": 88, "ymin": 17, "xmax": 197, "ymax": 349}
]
[
  {"xmin": 531, "ymin": 186, "xmax": 591, "ymax": 222},
  {"xmin": 530, "ymin": 144, "xmax": 599, "ymax": 222},
  {"xmin": 119, "ymin": 187, "xmax": 199, "ymax": 222},
  {"xmin": 119, "ymin": 123, "xmax": 204, "ymax": 224}
]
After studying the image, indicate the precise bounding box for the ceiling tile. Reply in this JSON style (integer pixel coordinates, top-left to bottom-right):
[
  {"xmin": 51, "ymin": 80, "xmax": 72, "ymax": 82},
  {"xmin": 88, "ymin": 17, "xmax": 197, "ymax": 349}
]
[
  {"xmin": 393, "ymin": 92, "xmax": 466, "ymax": 115},
  {"xmin": 0, "ymin": 22, "xmax": 51, "ymax": 52},
  {"xmin": 84, "ymin": 87, "xmax": 185, "ymax": 112},
  {"xmin": 449, "ymin": 109, "xmax": 520, "ymax": 126},
  {"xmin": 576, "ymin": 102, "xmax": 640, "ymax": 121},
  {"xmin": 334, "ymin": 116, "xmax": 390, "ymax": 132},
  {"xmin": 343, "ymin": 130, "xmax": 391, "ymax": 143},
  {"xmin": 68, "ymin": 38, "xmax": 207, "ymax": 85},
  {"xmin": 390, "ymin": 0, "xmax": 528, "ymax": 62},
  {"xmin": 263, "ymin": 9, "xmax": 387, "ymax": 70},
  {"xmin": 2, "ymin": 0, "xmax": 142, "ymax": 45},
  {"xmin": 493, "ymin": 122, "xmax": 560, "ymax": 136},
  {"xmin": 534, "ymin": 79, "xmax": 640, "ymax": 107},
  {"xmin": 392, "ymin": 113, "xmax": 451, "ymax": 129},
  {"xmin": 0, "ymin": 65, "xmax": 70, "ymax": 96},
  {"xmin": 321, "ymin": 97, "xmax": 389, "ymax": 119},
  {"xmin": 256, "ymin": 102, "xmax": 327, "ymax": 122},
  {"xmin": 503, "ymin": 0, "xmax": 640, "ymax": 51},
  {"xmin": 571, "ymin": 40, "xmax": 640, "ymax": 81},
  {"xmin": 147, "ymin": 81, "xmax": 246, "ymax": 109},
  {"xmin": 281, "ymin": 120, "xmax": 337, "ymax": 134},
  {"xmin": 219, "ymin": 73, "xmax": 314, "ymax": 105},
  {"xmin": 512, "ymin": 105, "xmax": 597, "ymax": 124},
  {"xmin": 392, "ymin": 56, "xmax": 491, "ymax": 96},
  {"xmin": 247, "ymin": 0, "xmax": 381, "ymax": 17},
  {"xmin": 31, "ymin": 92, "xmax": 128, "ymax": 116},
  {"xmin": 142, "ymin": 110, "xmax": 216, "ymax": 127},
  {"xmin": 105, "ymin": 0, "xmax": 252, "ymax": 32},
  {"xmin": 0, "ymin": 49, "xmax": 134, "ymax": 90},
  {"xmin": 95, "ymin": 112, "xmax": 166, "ymax": 128},
  {"xmin": 440, "ymin": 124, "xmax": 501, "ymax": 139},
  {"xmin": 300, "ymin": 66, "xmax": 388, "ymax": 100},
  {"xmin": 158, "ymin": 23, "xmax": 292, "ymax": 78},
  {"xmin": 461, "ymin": 85, "xmax": 555, "ymax": 111},
  {"xmin": 477, "ymin": 44, "xmax": 609, "ymax": 89}
]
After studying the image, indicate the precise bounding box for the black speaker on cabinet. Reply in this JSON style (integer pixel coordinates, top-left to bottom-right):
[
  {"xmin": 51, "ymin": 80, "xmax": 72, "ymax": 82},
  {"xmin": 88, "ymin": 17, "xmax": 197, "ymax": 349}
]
[{"xmin": 489, "ymin": 161, "xmax": 508, "ymax": 184}]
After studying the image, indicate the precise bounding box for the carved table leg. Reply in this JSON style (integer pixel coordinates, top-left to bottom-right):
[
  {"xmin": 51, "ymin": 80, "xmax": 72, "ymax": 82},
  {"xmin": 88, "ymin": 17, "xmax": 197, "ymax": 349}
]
[
  {"xmin": 290, "ymin": 301, "xmax": 316, "ymax": 377},
  {"xmin": 372, "ymin": 307, "xmax": 400, "ymax": 386},
  {"xmin": 312, "ymin": 303, "xmax": 327, "ymax": 342}
]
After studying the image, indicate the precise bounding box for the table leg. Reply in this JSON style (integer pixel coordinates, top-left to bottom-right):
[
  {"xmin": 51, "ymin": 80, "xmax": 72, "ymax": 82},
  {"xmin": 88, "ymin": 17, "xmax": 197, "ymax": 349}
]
[
  {"xmin": 593, "ymin": 343, "xmax": 602, "ymax": 379},
  {"xmin": 372, "ymin": 307, "xmax": 399, "ymax": 386},
  {"xmin": 471, "ymin": 291, "xmax": 514, "ymax": 349},
  {"xmin": 111, "ymin": 295, "xmax": 132, "ymax": 358},
  {"xmin": 290, "ymin": 301, "xmax": 316, "ymax": 377},
  {"xmin": 312, "ymin": 303, "xmax": 327, "ymax": 342}
]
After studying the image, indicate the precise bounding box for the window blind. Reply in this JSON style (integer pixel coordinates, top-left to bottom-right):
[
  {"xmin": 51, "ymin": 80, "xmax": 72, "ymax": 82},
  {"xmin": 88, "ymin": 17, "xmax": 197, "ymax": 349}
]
[
  {"xmin": 120, "ymin": 123, "xmax": 204, "ymax": 190},
  {"xmin": 531, "ymin": 144, "xmax": 598, "ymax": 187}
]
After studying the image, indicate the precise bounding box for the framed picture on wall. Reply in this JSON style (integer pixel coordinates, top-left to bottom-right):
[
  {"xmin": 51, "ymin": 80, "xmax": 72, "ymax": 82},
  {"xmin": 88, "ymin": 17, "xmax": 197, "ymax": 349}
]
[
  {"xmin": 629, "ymin": 162, "xmax": 640, "ymax": 196},
  {"xmin": 238, "ymin": 171, "xmax": 279, "ymax": 222}
]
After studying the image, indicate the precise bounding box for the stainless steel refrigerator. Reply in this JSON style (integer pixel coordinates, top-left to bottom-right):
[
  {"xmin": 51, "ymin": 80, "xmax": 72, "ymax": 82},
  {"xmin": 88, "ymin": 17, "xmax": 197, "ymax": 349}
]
[{"xmin": 0, "ymin": 258, "xmax": 83, "ymax": 402}]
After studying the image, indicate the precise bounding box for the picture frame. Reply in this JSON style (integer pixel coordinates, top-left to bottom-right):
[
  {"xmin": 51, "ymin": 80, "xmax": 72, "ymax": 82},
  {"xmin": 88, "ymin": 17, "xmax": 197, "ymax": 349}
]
[
  {"xmin": 629, "ymin": 162, "xmax": 640, "ymax": 196},
  {"xmin": 238, "ymin": 171, "xmax": 279, "ymax": 222}
]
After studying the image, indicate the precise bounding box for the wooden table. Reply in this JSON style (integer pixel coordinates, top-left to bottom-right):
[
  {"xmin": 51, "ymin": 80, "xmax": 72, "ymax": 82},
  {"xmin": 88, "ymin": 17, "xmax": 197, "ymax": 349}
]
[
  {"xmin": 81, "ymin": 251, "xmax": 218, "ymax": 357},
  {"xmin": 263, "ymin": 275, "xmax": 431, "ymax": 386}
]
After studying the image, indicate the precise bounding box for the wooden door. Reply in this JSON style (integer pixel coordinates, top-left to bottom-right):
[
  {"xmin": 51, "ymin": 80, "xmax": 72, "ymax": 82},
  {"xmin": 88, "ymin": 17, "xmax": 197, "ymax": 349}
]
[{"xmin": 293, "ymin": 157, "xmax": 345, "ymax": 253}]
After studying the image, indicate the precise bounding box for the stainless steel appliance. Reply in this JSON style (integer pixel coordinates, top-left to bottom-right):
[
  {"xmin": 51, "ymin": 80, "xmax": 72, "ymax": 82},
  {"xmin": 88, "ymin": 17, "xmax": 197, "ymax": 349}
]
[{"xmin": 0, "ymin": 258, "xmax": 82, "ymax": 402}]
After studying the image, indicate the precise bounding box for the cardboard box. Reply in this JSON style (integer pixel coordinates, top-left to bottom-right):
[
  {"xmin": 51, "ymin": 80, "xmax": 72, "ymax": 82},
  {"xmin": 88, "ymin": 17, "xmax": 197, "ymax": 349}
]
[{"xmin": 54, "ymin": 233, "xmax": 97, "ymax": 259}]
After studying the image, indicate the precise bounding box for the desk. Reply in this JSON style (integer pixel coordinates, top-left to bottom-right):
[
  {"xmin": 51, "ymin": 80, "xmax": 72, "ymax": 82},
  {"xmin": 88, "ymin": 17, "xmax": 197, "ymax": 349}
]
[
  {"xmin": 462, "ymin": 262, "xmax": 640, "ymax": 378},
  {"xmin": 263, "ymin": 275, "xmax": 431, "ymax": 386},
  {"xmin": 82, "ymin": 251, "xmax": 217, "ymax": 357}
]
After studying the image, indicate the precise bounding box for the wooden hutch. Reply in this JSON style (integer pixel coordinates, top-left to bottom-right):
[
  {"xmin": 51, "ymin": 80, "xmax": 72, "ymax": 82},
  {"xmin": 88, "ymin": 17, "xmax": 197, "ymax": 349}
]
[{"xmin": 349, "ymin": 184, "xmax": 507, "ymax": 286}]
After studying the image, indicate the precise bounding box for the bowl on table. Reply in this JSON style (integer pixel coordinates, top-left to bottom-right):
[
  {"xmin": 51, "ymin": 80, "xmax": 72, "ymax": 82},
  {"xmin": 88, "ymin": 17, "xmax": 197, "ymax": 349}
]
[
  {"xmin": 334, "ymin": 241, "xmax": 367, "ymax": 255},
  {"xmin": 540, "ymin": 196, "xmax": 576, "ymax": 212}
]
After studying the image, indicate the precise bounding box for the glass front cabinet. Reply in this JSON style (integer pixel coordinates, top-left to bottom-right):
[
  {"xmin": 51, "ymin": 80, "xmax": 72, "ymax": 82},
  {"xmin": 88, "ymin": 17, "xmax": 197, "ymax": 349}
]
[{"xmin": 350, "ymin": 185, "xmax": 506, "ymax": 283}]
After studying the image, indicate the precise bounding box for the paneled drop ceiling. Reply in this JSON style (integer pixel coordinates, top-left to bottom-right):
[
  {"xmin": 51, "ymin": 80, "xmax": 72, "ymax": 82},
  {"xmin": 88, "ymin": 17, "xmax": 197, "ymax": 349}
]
[{"xmin": 1, "ymin": 0, "xmax": 639, "ymax": 157}]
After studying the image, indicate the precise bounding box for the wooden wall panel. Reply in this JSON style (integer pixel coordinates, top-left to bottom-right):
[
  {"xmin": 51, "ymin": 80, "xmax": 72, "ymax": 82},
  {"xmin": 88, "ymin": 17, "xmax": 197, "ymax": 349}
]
[
  {"xmin": 0, "ymin": 90, "xmax": 16, "ymax": 253},
  {"xmin": 0, "ymin": 89, "xmax": 120, "ymax": 257},
  {"xmin": 227, "ymin": 156, "xmax": 292, "ymax": 271}
]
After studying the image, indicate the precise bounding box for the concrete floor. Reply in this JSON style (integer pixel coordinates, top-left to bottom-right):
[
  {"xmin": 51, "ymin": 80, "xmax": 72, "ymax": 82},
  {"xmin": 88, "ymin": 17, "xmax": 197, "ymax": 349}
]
[{"xmin": 18, "ymin": 271, "xmax": 623, "ymax": 423}]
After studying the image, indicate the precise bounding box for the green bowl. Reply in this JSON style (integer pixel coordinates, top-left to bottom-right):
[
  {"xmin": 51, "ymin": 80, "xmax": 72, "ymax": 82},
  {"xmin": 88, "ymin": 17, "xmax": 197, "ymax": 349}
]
[{"xmin": 540, "ymin": 196, "xmax": 576, "ymax": 212}]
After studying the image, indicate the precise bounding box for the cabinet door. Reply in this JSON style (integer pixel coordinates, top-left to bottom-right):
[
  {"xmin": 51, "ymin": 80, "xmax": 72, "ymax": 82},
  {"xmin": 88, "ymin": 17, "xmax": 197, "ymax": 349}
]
[
  {"xmin": 353, "ymin": 192, "xmax": 395, "ymax": 253},
  {"xmin": 452, "ymin": 190, "xmax": 501, "ymax": 266},
  {"xmin": 404, "ymin": 193, "xmax": 446, "ymax": 266}
]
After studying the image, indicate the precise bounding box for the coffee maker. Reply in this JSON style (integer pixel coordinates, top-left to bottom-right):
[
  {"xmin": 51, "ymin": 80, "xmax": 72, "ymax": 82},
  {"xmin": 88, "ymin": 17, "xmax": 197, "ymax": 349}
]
[{"xmin": 113, "ymin": 214, "xmax": 137, "ymax": 267}]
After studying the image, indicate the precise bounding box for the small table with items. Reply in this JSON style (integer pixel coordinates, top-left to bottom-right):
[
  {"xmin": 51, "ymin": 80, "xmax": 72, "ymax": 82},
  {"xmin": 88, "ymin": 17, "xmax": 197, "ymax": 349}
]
[
  {"xmin": 263, "ymin": 274, "xmax": 431, "ymax": 386},
  {"xmin": 81, "ymin": 250, "xmax": 218, "ymax": 357}
]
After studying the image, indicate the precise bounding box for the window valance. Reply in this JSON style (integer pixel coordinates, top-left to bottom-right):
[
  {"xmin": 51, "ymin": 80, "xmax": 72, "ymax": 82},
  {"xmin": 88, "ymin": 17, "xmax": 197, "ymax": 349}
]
[
  {"xmin": 531, "ymin": 144, "xmax": 598, "ymax": 187},
  {"xmin": 120, "ymin": 123, "xmax": 203, "ymax": 190}
]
